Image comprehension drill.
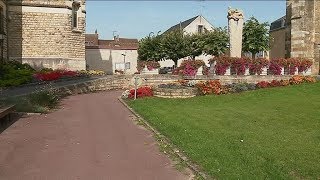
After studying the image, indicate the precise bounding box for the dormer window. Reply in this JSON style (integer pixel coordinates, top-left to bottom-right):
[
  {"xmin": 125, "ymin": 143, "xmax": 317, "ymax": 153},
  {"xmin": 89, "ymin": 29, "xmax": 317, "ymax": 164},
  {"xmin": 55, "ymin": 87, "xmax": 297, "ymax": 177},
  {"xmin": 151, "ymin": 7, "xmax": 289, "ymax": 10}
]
[{"xmin": 72, "ymin": 2, "xmax": 80, "ymax": 29}]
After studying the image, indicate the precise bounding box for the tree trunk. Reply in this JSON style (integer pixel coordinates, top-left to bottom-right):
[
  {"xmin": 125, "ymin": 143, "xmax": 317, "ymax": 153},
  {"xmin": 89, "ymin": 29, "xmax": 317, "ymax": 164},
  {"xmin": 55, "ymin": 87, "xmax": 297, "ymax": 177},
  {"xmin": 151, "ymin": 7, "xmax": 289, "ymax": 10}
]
[{"xmin": 251, "ymin": 52, "xmax": 256, "ymax": 60}]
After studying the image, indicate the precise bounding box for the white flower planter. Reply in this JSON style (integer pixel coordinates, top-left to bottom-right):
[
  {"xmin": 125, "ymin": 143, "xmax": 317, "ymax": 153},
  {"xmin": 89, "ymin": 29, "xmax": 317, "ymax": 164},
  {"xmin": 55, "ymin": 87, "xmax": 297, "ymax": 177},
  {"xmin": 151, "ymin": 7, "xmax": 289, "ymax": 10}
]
[
  {"xmin": 225, "ymin": 67, "xmax": 231, "ymax": 75},
  {"xmin": 260, "ymin": 67, "xmax": 268, "ymax": 75},
  {"xmin": 245, "ymin": 68, "xmax": 250, "ymax": 75},
  {"xmin": 210, "ymin": 62, "xmax": 216, "ymax": 75},
  {"xmin": 197, "ymin": 66, "xmax": 203, "ymax": 76},
  {"xmin": 280, "ymin": 68, "xmax": 284, "ymax": 75},
  {"xmin": 302, "ymin": 68, "xmax": 312, "ymax": 75},
  {"xmin": 294, "ymin": 67, "xmax": 299, "ymax": 75}
]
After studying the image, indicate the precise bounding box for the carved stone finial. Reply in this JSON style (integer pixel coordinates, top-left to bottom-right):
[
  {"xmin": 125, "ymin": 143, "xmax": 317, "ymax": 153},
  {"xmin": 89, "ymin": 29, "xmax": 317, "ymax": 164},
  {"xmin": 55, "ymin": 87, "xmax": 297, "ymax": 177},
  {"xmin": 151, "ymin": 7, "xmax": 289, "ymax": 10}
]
[{"xmin": 227, "ymin": 8, "xmax": 244, "ymax": 21}]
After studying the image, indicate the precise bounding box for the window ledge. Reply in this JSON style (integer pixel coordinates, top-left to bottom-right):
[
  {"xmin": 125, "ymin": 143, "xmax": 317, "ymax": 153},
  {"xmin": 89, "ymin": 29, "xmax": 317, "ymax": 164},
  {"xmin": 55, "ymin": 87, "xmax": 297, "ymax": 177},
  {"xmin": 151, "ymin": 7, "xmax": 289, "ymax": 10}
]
[{"xmin": 72, "ymin": 29, "xmax": 82, "ymax": 33}]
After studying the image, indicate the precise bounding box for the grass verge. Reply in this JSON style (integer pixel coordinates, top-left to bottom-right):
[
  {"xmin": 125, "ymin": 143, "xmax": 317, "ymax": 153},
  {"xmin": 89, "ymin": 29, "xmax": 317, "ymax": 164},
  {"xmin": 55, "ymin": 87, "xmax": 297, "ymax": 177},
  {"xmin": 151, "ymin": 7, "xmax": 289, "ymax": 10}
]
[{"xmin": 127, "ymin": 82, "xmax": 320, "ymax": 179}]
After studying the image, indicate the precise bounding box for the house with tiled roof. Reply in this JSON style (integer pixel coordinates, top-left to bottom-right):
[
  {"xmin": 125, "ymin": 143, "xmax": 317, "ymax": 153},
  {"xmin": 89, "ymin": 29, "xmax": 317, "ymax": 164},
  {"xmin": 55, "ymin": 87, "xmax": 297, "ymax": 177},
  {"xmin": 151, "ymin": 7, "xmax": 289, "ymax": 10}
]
[
  {"xmin": 85, "ymin": 32, "xmax": 139, "ymax": 74},
  {"xmin": 160, "ymin": 15, "xmax": 215, "ymax": 67},
  {"xmin": 164, "ymin": 15, "xmax": 214, "ymax": 35}
]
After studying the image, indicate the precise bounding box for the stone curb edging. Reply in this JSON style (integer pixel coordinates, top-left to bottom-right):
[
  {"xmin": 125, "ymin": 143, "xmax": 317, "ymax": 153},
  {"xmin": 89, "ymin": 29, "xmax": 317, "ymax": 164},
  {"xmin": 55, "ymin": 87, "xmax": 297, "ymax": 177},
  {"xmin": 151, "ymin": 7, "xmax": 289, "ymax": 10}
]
[{"xmin": 118, "ymin": 97, "xmax": 211, "ymax": 180}]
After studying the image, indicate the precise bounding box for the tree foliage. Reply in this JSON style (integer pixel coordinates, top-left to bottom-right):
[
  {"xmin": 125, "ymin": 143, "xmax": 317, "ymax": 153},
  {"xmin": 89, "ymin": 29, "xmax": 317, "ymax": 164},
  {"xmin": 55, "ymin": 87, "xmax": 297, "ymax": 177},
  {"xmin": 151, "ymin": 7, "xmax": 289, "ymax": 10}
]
[
  {"xmin": 161, "ymin": 30, "xmax": 188, "ymax": 66},
  {"xmin": 138, "ymin": 34, "xmax": 163, "ymax": 61},
  {"xmin": 242, "ymin": 17, "xmax": 270, "ymax": 59},
  {"xmin": 137, "ymin": 27, "xmax": 229, "ymax": 66},
  {"xmin": 202, "ymin": 27, "xmax": 229, "ymax": 56}
]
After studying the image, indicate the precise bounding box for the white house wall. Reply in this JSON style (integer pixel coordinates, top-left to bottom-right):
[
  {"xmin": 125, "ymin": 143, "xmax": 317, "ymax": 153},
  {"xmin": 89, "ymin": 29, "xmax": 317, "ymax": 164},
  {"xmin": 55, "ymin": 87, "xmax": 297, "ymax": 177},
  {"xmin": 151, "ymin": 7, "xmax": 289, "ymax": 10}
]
[
  {"xmin": 183, "ymin": 16, "xmax": 214, "ymax": 35},
  {"xmin": 86, "ymin": 49, "xmax": 138, "ymax": 74}
]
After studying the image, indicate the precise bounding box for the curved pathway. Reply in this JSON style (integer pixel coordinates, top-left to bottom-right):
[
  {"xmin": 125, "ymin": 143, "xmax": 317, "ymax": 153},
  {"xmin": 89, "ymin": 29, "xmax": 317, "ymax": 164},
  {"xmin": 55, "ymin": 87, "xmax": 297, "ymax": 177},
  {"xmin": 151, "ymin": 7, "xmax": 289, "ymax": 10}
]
[{"xmin": 0, "ymin": 91, "xmax": 190, "ymax": 180}]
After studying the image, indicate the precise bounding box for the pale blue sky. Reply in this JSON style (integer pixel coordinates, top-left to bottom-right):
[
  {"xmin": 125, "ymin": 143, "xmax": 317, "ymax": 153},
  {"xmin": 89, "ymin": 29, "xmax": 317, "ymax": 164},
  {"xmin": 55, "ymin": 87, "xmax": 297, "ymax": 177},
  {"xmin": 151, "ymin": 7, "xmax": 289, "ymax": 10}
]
[{"xmin": 86, "ymin": 1, "xmax": 286, "ymax": 40}]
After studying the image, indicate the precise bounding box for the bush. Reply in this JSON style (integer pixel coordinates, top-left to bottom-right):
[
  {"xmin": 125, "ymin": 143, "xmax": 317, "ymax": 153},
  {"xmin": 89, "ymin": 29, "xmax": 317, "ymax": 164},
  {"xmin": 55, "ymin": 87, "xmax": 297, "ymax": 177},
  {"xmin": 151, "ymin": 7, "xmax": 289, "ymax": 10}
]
[
  {"xmin": 303, "ymin": 76, "xmax": 316, "ymax": 83},
  {"xmin": 289, "ymin": 75, "xmax": 304, "ymax": 85},
  {"xmin": 33, "ymin": 69, "xmax": 79, "ymax": 81},
  {"xmin": 122, "ymin": 86, "xmax": 153, "ymax": 99},
  {"xmin": 28, "ymin": 90, "xmax": 59, "ymax": 109},
  {"xmin": 225, "ymin": 83, "xmax": 252, "ymax": 93},
  {"xmin": 0, "ymin": 61, "xmax": 35, "ymax": 87},
  {"xmin": 196, "ymin": 80, "xmax": 221, "ymax": 95},
  {"xmin": 256, "ymin": 81, "xmax": 270, "ymax": 88}
]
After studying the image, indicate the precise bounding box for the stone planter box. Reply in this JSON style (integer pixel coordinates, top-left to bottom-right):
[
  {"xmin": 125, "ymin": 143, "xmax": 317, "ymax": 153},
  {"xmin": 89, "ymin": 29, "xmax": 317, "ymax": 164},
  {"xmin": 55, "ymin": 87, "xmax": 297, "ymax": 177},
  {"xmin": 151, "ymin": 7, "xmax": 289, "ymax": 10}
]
[
  {"xmin": 302, "ymin": 68, "xmax": 312, "ymax": 75},
  {"xmin": 153, "ymin": 87, "xmax": 198, "ymax": 98},
  {"xmin": 225, "ymin": 67, "xmax": 231, "ymax": 75},
  {"xmin": 260, "ymin": 67, "xmax": 268, "ymax": 75}
]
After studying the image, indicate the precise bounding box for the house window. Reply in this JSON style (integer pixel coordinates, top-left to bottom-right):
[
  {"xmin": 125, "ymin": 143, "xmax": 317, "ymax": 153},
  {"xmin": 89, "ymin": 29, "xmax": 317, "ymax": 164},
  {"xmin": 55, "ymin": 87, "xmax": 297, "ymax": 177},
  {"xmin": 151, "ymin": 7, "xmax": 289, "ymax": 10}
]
[
  {"xmin": 125, "ymin": 62, "xmax": 131, "ymax": 69},
  {"xmin": 115, "ymin": 63, "xmax": 125, "ymax": 70},
  {"xmin": 72, "ymin": 3, "xmax": 79, "ymax": 29},
  {"xmin": 198, "ymin": 25, "xmax": 204, "ymax": 34}
]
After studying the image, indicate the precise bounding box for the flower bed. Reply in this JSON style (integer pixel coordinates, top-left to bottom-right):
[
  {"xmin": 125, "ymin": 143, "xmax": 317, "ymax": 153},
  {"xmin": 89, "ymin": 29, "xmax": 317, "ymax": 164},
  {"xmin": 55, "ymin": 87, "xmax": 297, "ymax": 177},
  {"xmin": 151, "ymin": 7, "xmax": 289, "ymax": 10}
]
[
  {"xmin": 172, "ymin": 59, "xmax": 206, "ymax": 76},
  {"xmin": 33, "ymin": 69, "xmax": 80, "ymax": 81},
  {"xmin": 122, "ymin": 86, "xmax": 153, "ymax": 99},
  {"xmin": 209, "ymin": 56, "xmax": 313, "ymax": 76},
  {"xmin": 137, "ymin": 61, "xmax": 161, "ymax": 74}
]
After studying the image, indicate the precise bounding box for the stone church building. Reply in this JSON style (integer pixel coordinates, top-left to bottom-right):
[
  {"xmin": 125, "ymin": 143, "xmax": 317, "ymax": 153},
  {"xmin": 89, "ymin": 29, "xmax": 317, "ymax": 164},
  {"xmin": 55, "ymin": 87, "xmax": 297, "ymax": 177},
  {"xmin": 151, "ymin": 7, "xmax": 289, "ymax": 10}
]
[
  {"xmin": 0, "ymin": 0, "xmax": 86, "ymax": 70},
  {"xmin": 270, "ymin": 0, "xmax": 319, "ymax": 74}
]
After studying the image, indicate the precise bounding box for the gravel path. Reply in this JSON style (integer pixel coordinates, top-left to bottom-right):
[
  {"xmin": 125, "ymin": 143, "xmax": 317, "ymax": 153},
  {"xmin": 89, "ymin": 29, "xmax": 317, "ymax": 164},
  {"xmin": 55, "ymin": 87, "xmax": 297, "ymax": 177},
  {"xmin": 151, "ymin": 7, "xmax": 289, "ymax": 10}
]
[{"xmin": 0, "ymin": 91, "xmax": 190, "ymax": 180}]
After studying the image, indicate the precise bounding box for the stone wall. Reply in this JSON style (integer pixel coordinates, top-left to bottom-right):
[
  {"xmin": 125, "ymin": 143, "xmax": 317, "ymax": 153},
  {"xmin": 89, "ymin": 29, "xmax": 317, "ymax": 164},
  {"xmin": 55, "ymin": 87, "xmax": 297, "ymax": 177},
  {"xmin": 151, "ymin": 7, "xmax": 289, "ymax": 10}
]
[
  {"xmin": 7, "ymin": 0, "xmax": 86, "ymax": 70},
  {"xmin": 270, "ymin": 28, "xmax": 286, "ymax": 59},
  {"xmin": 0, "ymin": 0, "xmax": 7, "ymax": 61},
  {"xmin": 286, "ymin": 0, "xmax": 319, "ymax": 74},
  {"xmin": 52, "ymin": 75, "xmax": 294, "ymax": 97}
]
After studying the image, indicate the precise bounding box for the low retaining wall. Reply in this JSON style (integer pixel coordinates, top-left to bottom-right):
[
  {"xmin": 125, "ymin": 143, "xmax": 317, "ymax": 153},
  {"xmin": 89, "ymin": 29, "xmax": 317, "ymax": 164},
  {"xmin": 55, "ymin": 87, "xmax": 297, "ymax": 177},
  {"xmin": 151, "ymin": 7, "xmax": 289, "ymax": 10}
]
[
  {"xmin": 153, "ymin": 87, "xmax": 198, "ymax": 98},
  {"xmin": 53, "ymin": 74, "xmax": 295, "ymax": 97}
]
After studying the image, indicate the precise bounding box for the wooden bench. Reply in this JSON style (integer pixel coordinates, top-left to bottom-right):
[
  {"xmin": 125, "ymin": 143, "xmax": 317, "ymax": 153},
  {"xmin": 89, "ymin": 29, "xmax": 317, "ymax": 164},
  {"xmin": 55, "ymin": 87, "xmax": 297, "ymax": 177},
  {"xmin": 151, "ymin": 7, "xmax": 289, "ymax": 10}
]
[{"xmin": 0, "ymin": 105, "xmax": 15, "ymax": 121}]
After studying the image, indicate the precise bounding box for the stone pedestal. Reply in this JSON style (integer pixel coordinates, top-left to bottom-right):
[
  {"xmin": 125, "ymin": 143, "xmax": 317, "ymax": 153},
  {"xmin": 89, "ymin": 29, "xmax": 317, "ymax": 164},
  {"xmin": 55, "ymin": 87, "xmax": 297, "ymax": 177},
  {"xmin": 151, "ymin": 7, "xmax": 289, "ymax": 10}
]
[{"xmin": 228, "ymin": 8, "xmax": 244, "ymax": 58}]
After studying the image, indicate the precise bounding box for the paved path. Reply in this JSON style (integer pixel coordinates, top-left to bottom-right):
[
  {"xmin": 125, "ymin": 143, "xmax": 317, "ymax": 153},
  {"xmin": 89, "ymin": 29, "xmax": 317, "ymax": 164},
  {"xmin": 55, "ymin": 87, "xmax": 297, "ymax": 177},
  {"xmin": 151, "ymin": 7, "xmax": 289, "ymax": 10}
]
[{"xmin": 0, "ymin": 91, "xmax": 190, "ymax": 180}]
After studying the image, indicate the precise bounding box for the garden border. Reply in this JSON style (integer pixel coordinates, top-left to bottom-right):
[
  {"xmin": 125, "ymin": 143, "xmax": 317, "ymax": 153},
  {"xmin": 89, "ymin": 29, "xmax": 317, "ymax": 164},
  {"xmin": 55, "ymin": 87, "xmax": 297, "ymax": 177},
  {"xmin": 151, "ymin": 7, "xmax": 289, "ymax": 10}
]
[{"xmin": 118, "ymin": 97, "xmax": 210, "ymax": 180}]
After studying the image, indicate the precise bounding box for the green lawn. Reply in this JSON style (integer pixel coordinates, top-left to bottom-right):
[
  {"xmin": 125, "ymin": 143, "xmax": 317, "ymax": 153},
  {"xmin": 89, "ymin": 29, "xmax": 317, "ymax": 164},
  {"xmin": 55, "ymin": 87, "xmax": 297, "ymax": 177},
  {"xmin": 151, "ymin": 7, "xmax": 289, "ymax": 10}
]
[{"xmin": 127, "ymin": 82, "xmax": 320, "ymax": 179}]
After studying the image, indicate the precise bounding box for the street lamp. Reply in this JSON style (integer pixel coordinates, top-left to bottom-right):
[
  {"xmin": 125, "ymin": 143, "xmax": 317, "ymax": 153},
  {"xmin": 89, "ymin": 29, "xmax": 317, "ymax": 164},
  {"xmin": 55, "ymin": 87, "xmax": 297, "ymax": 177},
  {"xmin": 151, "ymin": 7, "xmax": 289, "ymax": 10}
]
[{"xmin": 121, "ymin": 53, "xmax": 126, "ymax": 74}]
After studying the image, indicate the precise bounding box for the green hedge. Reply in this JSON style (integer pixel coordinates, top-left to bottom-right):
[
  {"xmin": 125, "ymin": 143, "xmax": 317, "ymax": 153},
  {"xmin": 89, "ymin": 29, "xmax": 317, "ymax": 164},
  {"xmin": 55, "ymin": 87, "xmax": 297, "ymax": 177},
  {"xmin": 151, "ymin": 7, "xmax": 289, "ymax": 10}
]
[{"xmin": 0, "ymin": 61, "xmax": 35, "ymax": 87}]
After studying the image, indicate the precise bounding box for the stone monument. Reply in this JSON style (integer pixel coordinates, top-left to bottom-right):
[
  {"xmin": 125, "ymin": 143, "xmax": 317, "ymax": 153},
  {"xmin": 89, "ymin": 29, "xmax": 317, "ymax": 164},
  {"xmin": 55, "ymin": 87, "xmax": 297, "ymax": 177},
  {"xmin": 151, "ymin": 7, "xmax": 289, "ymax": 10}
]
[{"xmin": 228, "ymin": 8, "xmax": 244, "ymax": 58}]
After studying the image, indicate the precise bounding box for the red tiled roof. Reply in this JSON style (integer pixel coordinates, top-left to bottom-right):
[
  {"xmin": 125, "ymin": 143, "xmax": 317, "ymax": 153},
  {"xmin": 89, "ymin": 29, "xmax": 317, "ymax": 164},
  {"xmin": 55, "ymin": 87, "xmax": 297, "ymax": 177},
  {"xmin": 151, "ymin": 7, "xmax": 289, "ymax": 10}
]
[
  {"xmin": 85, "ymin": 34, "xmax": 99, "ymax": 46},
  {"xmin": 86, "ymin": 36, "xmax": 139, "ymax": 50}
]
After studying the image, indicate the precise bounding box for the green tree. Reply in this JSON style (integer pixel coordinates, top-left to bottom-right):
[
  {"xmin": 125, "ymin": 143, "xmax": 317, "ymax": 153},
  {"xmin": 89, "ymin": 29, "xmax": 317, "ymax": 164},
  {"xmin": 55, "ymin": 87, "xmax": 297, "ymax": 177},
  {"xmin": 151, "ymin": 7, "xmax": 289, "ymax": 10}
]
[
  {"xmin": 202, "ymin": 27, "xmax": 229, "ymax": 56},
  {"xmin": 138, "ymin": 34, "xmax": 163, "ymax": 61},
  {"xmin": 161, "ymin": 30, "xmax": 188, "ymax": 66},
  {"xmin": 242, "ymin": 17, "xmax": 270, "ymax": 59},
  {"xmin": 184, "ymin": 33, "xmax": 205, "ymax": 60}
]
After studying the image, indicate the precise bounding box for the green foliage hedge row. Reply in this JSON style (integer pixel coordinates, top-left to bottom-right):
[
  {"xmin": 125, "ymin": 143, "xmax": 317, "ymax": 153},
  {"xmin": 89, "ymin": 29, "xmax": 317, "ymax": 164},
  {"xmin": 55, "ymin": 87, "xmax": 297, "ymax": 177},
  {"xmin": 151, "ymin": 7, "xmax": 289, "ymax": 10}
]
[{"xmin": 0, "ymin": 61, "xmax": 35, "ymax": 87}]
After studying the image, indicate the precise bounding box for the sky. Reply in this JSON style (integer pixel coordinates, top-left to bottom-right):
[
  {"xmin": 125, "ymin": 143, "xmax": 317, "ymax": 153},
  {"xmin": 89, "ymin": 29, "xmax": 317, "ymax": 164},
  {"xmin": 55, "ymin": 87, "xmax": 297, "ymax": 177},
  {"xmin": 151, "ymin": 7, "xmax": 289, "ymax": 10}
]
[{"xmin": 86, "ymin": 1, "xmax": 286, "ymax": 40}]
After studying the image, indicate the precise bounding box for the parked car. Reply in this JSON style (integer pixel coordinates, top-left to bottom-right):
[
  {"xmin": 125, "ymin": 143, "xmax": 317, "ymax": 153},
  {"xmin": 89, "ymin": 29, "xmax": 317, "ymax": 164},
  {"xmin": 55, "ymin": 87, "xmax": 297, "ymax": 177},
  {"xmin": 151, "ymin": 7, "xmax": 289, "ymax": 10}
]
[{"xmin": 159, "ymin": 67, "xmax": 174, "ymax": 74}]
